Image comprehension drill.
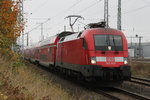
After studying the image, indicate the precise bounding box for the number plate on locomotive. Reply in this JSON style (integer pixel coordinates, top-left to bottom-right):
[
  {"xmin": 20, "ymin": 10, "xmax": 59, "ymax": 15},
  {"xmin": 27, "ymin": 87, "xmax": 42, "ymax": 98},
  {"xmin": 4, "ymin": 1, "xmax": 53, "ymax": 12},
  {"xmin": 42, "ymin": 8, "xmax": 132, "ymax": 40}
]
[{"xmin": 106, "ymin": 57, "xmax": 116, "ymax": 64}]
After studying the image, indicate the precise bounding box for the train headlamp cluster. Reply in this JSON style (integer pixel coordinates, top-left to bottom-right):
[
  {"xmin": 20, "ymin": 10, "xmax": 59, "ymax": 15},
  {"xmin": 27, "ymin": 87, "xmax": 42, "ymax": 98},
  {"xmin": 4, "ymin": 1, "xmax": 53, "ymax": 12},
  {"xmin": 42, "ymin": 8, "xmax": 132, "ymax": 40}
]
[
  {"xmin": 91, "ymin": 57, "xmax": 96, "ymax": 64},
  {"xmin": 124, "ymin": 58, "xmax": 128, "ymax": 64}
]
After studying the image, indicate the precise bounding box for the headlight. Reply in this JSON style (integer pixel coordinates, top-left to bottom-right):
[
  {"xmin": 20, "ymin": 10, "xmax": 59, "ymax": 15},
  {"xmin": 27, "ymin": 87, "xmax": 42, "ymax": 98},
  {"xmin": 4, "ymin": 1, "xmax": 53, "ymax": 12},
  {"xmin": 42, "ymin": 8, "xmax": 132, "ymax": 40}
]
[
  {"xmin": 124, "ymin": 58, "xmax": 128, "ymax": 64},
  {"xmin": 91, "ymin": 57, "xmax": 96, "ymax": 64},
  {"xmin": 108, "ymin": 46, "xmax": 112, "ymax": 51}
]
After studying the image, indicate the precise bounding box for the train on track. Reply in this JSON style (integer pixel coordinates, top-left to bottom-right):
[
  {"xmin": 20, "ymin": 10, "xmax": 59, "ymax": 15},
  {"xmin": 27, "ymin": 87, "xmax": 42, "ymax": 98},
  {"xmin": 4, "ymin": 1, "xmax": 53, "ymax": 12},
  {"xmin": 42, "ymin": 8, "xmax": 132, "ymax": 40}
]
[{"xmin": 23, "ymin": 22, "xmax": 131, "ymax": 86}]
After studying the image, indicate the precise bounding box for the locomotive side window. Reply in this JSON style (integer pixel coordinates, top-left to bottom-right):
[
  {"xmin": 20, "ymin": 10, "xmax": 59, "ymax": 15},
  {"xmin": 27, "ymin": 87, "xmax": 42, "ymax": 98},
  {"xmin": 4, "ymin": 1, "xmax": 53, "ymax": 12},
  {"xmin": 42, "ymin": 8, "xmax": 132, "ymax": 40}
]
[
  {"xmin": 82, "ymin": 38, "xmax": 87, "ymax": 49},
  {"xmin": 94, "ymin": 35, "xmax": 123, "ymax": 51}
]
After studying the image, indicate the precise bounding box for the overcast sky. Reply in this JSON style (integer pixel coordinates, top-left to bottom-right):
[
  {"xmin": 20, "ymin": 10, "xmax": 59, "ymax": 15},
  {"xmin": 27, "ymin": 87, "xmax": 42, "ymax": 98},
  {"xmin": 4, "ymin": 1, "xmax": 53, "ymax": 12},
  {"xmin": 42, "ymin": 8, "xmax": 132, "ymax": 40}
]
[{"xmin": 23, "ymin": 0, "xmax": 150, "ymax": 46}]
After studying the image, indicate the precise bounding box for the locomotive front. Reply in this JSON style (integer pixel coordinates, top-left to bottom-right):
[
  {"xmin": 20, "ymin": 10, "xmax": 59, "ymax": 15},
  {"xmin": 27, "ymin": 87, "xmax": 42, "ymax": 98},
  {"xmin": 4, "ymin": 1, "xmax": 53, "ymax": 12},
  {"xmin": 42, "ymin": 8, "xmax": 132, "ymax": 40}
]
[{"xmin": 81, "ymin": 28, "xmax": 131, "ymax": 81}]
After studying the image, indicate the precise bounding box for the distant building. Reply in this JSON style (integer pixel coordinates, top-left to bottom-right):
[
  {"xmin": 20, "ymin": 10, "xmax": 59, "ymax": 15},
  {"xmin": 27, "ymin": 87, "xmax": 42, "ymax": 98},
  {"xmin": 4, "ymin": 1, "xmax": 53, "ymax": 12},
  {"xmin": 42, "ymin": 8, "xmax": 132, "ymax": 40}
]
[
  {"xmin": 142, "ymin": 42, "xmax": 150, "ymax": 59},
  {"xmin": 128, "ymin": 48, "xmax": 134, "ymax": 58},
  {"xmin": 128, "ymin": 42, "xmax": 150, "ymax": 59}
]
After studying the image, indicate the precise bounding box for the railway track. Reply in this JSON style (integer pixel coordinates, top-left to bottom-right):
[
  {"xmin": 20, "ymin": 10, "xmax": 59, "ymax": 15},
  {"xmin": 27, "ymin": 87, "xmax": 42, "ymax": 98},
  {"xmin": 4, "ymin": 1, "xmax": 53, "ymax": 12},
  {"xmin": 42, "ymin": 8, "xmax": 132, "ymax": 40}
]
[
  {"xmin": 27, "ymin": 61, "xmax": 150, "ymax": 100},
  {"xmin": 131, "ymin": 77, "xmax": 150, "ymax": 83},
  {"xmin": 91, "ymin": 88, "xmax": 121, "ymax": 100},
  {"xmin": 130, "ymin": 77, "xmax": 150, "ymax": 87},
  {"xmin": 113, "ymin": 87, "xmax": 150, "ymax": 100},
  {"xmin": 132, "ymin": 60, "xmax": 150, "ymax": 63},
  {"xmin": 90, "ymin": 87, "xmax": 150, "ymax": 100}
]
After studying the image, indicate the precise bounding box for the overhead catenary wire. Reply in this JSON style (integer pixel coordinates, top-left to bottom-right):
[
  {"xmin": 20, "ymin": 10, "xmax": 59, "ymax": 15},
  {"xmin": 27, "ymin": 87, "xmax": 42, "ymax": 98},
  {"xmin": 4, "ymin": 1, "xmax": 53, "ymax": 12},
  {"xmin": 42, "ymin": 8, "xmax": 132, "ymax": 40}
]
[
  {"xmin": 84, "ymin": 18, "xmax": 101, "ymax": 21},
  {"xmin": 25, "ymin": 18, "xmax": 50, "ymax": 20},
  {"xmin": 25, "ymin": 0, "xmax": 83, "ymax": 37},
  {"xmin": 111, "ymin": 3, "xmax": 150, "ymax": 19},
  {"xmin": 140, "ymin": 0, "xmax": 150, "ymax": 3},
  {"xmin": 76, "ymin": 0, "xmax": 103, "ymax": 14},
  {"xmin": 27, "ymin": 0, "xmax": 103, "ymax": 35},
  {"xmin": 77, "ymin": 20, "xmax": 86, "ymax": 25},
  {"xmin": 78, "ymin": 0, "xmax": 104, "ymax": 20},
  {"xmin": 49, "ymin": 0, "xmax": 84, "ymax": 22},
  {"xmin": 46, "ymin": 20, "xmax": 66, "ymax": 33},
  {"xmin": 108, "ymin": 0, "xmax": 130, "ymax": 11},
  {"xmin": 24, "ymin": 19, "xmax": 50, "ymax": 35},
  {"xmin": 109, "ymin": 0, "xmax": 148, "ymax": 19},
  {"xmin": 26, "ymin": 0, "xmax": 99, "ymax": 33},
  {"xmin": 122, "ymin": 4, "xmax": 150, "ymax": 15},
  {"xmin": 31, "ymin": 0, "xmax": 85, "ymax": 32},
  {"xmin": 64, "ymin": 0, "xmax": 84, "ymax": 12},
  {"xmin": 48, "ymin": 0, "xmax": 92, "ymax": 28},
  {"xmin": 34, "ymin": 0, "xmax": 100, "ymax": 34},
  {"xmin": 23, "ymin": 19, "xmax": 51, "ymax": 46},
  {"xmin": 122, "ymin": 0, "xmax": 132, "ymax": 5},
  {"xmin": 29, "ymin": 0, "xmax": 49, "ymax": 15},
  {"xmin": 24, "ymin": 25, "xmax": 41, "ymax": 35}
]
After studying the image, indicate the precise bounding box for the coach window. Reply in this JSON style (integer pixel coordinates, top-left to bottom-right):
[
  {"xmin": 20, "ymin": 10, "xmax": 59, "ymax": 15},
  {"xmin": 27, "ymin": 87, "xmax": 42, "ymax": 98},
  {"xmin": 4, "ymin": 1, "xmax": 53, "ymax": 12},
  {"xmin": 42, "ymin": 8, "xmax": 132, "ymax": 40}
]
[{"xmin": 49, "ymin": 48, "xmax": 52, "ymax": 52}]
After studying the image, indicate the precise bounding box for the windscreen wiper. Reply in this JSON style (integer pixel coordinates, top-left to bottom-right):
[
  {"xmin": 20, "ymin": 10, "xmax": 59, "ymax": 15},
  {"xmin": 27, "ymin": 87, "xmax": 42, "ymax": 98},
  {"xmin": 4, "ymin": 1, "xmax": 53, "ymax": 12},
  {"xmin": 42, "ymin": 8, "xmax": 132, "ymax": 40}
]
[
  {"xmin": 107, "ymin": 35, "xmax": 112, "ymax": 51},
  {"xmin": 112, "ymin": 35, "xmax": 118, "ymax": 53},
  {"xmin": 101, "ymin": 36, "xmax": 108, "ymax": 53}
]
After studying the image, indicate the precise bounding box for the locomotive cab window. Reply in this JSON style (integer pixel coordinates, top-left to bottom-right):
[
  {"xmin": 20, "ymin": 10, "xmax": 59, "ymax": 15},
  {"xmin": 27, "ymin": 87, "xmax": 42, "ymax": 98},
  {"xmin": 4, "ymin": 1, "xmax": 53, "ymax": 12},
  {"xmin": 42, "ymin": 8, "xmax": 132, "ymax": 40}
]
[
  {"xmin": 82, "ymin": 38, "xmax": 87, "ymax": 49},
  {"xmin": 94, "ymin": 35, "xmax": 123, "ymax": 51}
]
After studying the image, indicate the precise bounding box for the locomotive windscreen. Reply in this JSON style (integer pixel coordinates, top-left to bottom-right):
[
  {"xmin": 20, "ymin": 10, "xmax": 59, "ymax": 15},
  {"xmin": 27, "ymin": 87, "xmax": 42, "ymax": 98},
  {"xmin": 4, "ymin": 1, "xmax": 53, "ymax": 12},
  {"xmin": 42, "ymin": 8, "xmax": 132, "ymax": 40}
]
[{"xmin": 94, "ymin": 35, "xmax": 123, "ymax": 51}]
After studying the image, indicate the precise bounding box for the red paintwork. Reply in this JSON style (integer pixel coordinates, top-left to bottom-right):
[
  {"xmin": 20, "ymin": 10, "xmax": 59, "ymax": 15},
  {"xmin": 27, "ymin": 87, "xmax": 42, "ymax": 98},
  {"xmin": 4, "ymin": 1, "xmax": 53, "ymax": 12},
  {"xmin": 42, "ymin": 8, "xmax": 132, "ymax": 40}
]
[
  {"xmin": 37, "ymin": 36, "xmax": 59, "ymax": 64},
  {"xmin": 56, "ymin": 39, "xmax": 89, "ymax": 65},
  {"xmin": 24, "ymin": 28, "xmax": 129, "ymax": 68},
  {"xmin": 56, "ymin": 28, "xmax": 128, "ymax": 68},
  {"xmin": 24, "ymin": 35, "xmax": 60, "ymax": 65},
  {"xmin": 83, "ymin": 28, "xmax": 128, "ymax": 67}
]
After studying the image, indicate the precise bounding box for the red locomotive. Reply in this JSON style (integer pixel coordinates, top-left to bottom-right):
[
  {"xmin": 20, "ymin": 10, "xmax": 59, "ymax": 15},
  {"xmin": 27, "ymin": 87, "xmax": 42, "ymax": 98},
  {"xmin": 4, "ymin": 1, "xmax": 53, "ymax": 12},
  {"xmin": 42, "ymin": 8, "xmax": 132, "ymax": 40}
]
[{"xmin": 24, "ymin": 22, "xmax": 131, "ymax": 85}]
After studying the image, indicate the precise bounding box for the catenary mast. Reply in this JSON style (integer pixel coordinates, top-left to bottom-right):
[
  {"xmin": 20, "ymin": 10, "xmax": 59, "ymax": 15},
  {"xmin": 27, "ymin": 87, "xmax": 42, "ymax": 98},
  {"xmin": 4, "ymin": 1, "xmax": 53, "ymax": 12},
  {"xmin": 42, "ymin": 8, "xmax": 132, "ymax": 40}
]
[
  {"xmin": 104, "ymin": 0, "xmax": 109, "ymax": 28},
  {"xmin": 117, "ymin": 0, "xmax": 121, "ymax": 30},
  {"xmin": 18, "ymin": 0, "xmax": 24, "ymax": 49}
]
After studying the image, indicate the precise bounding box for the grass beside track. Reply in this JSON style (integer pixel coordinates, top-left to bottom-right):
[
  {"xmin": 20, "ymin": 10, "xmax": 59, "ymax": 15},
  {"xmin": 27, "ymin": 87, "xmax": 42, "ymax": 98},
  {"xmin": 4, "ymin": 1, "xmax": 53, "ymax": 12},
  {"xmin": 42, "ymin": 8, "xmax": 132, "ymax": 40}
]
[
  {"xmin": 130, "ymin": 62, "xmax": 150, "ymax": 78},
  {"xmin": 0, "ymin": 59, "xmax": 74, "ymax": 100},
  {"xmin": 0, "ymin": 59, "xmax": 109, "ymax": 100},
  {"xmin": 2, "ymin": 58, "xmax": 149, "ymax": 100}
]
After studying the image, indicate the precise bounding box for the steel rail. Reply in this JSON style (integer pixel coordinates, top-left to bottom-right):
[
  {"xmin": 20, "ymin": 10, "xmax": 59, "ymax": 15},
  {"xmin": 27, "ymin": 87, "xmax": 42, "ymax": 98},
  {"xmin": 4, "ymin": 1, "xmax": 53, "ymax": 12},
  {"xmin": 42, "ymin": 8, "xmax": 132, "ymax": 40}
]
[
  {"xmin": 90, "ymin": 88, "xmax": 121, "ymax": 100},
  {"xmin": 130, "ymin": 79, "xmax": 150, "ymax": 87},
  {"xmin": 131, "ymin": 77, "xmax": 150, "ymax": 83},
  {"xmin": 114, "ymin": 87, "xmax": 150, "ymax": 100}
]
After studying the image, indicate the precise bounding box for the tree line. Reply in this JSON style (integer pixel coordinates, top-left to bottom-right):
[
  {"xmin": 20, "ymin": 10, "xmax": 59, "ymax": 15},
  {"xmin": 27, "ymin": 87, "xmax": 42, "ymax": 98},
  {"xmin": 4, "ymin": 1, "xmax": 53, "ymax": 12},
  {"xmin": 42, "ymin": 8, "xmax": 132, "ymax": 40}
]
[{"xmin": 0, "ymin": 0, "xmax": 24, "ymax": 62}]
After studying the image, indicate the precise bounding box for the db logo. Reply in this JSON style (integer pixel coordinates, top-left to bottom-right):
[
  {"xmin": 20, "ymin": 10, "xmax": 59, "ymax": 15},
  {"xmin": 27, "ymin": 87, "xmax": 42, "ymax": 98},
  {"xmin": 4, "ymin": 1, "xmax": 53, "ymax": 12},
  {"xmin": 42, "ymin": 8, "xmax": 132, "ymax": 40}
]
[{"xmin": 106, "ymin": 57, "xmax": 115, "ymax": 64}]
